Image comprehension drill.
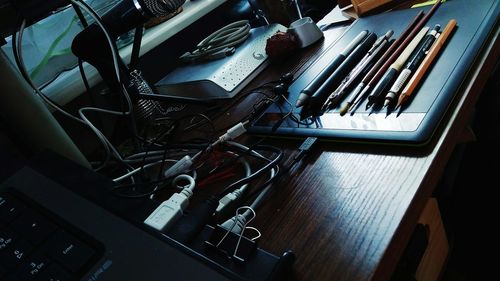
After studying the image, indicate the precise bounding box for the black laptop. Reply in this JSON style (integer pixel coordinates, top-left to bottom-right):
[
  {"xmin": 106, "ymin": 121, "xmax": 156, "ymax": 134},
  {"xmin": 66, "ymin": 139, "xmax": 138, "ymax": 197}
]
[{"xmin": 1, "ymin": 165, "xmax": 231, "ymax": 281}]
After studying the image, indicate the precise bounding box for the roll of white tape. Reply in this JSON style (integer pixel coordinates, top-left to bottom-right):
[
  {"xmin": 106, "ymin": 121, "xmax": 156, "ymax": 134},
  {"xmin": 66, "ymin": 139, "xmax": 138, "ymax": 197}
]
[{"xmin": 288, "ymin": 17, "xmax": 324, "ymax": 48}]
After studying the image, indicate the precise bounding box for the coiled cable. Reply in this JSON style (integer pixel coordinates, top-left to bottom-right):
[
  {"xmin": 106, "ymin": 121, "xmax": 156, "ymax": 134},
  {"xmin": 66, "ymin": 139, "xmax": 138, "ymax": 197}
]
[{"xmin": 179, "ymin": 20, "xmax": 251, "ymax": 63}]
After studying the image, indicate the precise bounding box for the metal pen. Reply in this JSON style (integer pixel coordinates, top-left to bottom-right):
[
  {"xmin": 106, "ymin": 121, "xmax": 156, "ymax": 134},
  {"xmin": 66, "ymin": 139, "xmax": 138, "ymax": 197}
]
[
  {"xmin": 322, "ymin": 30, "xmax": 394, "ymax": 112},
  {"xmin": 335, "ymin": 31, "xmax": 394, "ymax": 115},
  {"xmin": 363, "ymin": 0, "xmax": 442, "ymax": 110},
  {"xmin": 366, "ymin": 26, "xmax": 430, "ymax": 110},
  {"xmin": 348, "ymin": 12, "xmax": 424, "ymax": 115},
  {"xmin": 396, "ymin": 20, "xmax": 457, "ymax": 113},
  {"xmin": 384, "ymin": 24, "xmax": 441, "ymax": 109}
]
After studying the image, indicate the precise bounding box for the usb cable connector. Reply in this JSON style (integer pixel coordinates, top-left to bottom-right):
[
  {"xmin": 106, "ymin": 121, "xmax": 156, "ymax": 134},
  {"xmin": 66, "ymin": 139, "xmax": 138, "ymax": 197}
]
[{"xmin": 144, "ymin": 187, "xmax": 193, "ymax": 232}]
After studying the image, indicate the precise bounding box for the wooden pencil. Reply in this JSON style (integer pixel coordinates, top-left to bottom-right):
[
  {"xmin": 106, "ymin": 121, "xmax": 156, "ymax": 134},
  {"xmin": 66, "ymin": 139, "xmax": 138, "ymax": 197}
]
[{"xmin": 396, "ymin": 19, "xmax": 457, "ymax": 110}]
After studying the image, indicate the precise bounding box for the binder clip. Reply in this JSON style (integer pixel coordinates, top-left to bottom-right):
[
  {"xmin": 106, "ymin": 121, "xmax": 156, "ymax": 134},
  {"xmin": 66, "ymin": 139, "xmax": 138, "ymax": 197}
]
[{"xmin": 205, "ymin": 207, "xmax": 261, "ymax": 263}]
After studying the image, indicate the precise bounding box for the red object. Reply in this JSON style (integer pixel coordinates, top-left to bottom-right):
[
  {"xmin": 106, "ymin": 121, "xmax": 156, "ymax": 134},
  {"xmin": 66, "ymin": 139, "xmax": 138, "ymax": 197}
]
[{"xmin": 265, "ymin": 31, "xmax": 299, "ymax": 61}]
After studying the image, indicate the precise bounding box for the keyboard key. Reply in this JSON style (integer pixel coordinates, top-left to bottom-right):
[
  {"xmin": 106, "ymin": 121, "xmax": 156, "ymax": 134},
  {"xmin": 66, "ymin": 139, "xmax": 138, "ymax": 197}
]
[
  {"xmin": 35, "ymin": 263, "xmax": 71, "ymax": 281},
  {"xmin": 11, "ymin": 211, "xmax": 57, "ymax": 245},
  {"xmin": 16, "ymin": 252, "xmax": 51, "ymax": 280},
  {"xmin": 0, "ymin": 195, "xmax": 25, "ymax": 224},
  {"xmin": 0, "ymin": 229, "xmax": 15, "ymax": 251},
  {"xmin": 0, "ymin": 238, "xmax": 33, "ymax": 269},
  {"xmin": 42, "ymin": 230, "xmax": 95, "ymax": 273}
]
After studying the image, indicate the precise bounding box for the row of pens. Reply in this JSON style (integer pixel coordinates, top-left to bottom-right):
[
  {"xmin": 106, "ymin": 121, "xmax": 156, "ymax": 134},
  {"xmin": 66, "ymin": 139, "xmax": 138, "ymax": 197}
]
[{"xmin": 295, "ymin": 0, "xmax": 457, "ymax": 119}]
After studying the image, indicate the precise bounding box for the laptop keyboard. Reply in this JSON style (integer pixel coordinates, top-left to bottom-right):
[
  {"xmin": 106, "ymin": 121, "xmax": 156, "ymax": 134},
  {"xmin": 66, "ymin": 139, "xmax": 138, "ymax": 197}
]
[{"xmin": 0, "ymin": 192, "xmax": 101, "ymax": 281}]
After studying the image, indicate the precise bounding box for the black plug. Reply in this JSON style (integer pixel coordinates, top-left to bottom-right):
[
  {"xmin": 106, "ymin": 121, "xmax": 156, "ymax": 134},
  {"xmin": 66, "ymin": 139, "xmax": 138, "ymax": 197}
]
[
  {"xmin": 167, "ymin": 196, "xmax": 218, "ymax": 244},
  {"xmin": 274, "ymin": 72, "xmax": 293, "ymax": 96},
  {"xmin": 273, "ymin": 84, "xmax": 288, "ymax": 96},
  {"xmin": 279, "ymin": 72, "xmax": 294, "ymax": 86}
]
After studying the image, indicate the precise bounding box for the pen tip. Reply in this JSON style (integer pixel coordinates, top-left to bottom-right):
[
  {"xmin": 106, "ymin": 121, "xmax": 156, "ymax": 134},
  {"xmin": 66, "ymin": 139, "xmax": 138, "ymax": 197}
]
[
  {"xmin": 295, "ymin": 94, "xmax": 309, "ymax": 108},
  {"xmin": 321, "ymin": 103, "xmax": 330, "ymax": 113},
  {"xmin": 339, "ymin": 104, "xmax": 349, "ymax": 116}
]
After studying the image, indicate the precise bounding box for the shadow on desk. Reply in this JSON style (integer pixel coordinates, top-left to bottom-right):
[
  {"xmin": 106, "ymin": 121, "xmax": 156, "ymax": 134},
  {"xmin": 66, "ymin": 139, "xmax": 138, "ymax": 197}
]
[
  {"xmin": 436, "ymin": 61, "xmax": 499, "ymax": 281},
  {"xmin": 387, "ymin": 58, "xmax": 499, "ymax": 281}
]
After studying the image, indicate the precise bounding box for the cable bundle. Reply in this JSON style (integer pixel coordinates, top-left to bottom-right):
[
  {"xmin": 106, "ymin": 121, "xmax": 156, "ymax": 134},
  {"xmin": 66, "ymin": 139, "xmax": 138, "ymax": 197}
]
[{"xmin": 179, "ymin": 20, "xmax": 251, "ymax": 63}]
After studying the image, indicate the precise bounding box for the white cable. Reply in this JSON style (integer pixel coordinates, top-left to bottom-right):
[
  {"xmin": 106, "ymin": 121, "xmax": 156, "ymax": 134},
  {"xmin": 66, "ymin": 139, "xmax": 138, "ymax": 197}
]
[
  {"xmin": 15, "ymin": 19, "xmax": 118, "ymax": 169},
  {"xmin": 172, "ymin": 174, "xmax": 196, "ymax": 192},
  {"xmin": 15, "ymin": 1, "xmax": 133, "ymax": 171},
  {"xmin": 15, "ymin": 20, "xmax": 86, "ymax": 125},
  {"xmin": 113, "ymin": 159, "xmax": 177, "ymax": 182},
  {"xmin": 71, "ymin": 0, "xmax": 122, "ymax": 84},
  {"xmin": 158, "ymin": 121, "xmax": 249, "ymax": 180},
  {"xmin": 125, "ymin": 150, "xmax": 170, "ymax": 159},
  {"xmin": 218, "ymin": 121, "xmax": 248, "ymax": 143},
  {"xmin": 163, "ymin": 154, "xmax": 195, "ymax": 178},
  {"xmin": 144, "ymin": 174, "xmax": 196, "ymax": 231},
  {"xmin": 151, "ymin": 153, "xmax": 201, "ymax": 199},
  {"xmin": 71, "ymin": 0, "xmax": 134, "ymax": 168},
  {"xmin": 124, "ymin": 150, "xmax": 189, "ymax": 164},
  {"xmin": 230, "ymin": 140, "xmax": 283, "ymax": 210},
  {"xmin": 218, "ymin": 141, "xmax": 277, "ymax": 221},
  {"xmin": 72, "ymin": 0, "xmax": 134, "ymax": 166},
  {"xmin": 249, "ymin": 165, "xmax": 278, "ymax": 210},
  {"xmin": 179, "ymin": 20, "xmax": 251, "ymax": 62},
  {"xmin": 229, "ymin": 142, "xmax": 277, "ymax": 212},
  {"xmin": 216, "ymin": 155, "xmax": 251, "ymax": 214},
  {"xmin": 137, "ymin": 121, "xmax": 250, "ymax": 194},
  {"xmin": 224, "ymin": 140, "xmax": 270, "ymax": 161},
  {"xmin": 124, "ymin": 155, "xmax": 168, "ymax": 164},
  {"xmin": 220, "ymin": 206, "xmax": 257, "ymax": 241}
]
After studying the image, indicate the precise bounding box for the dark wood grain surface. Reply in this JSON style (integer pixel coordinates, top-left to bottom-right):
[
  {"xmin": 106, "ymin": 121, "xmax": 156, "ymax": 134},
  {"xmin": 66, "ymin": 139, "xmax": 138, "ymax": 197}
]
[{"xmin": 218, "ymin": 8, "xmax": 500, "ymax": 281}]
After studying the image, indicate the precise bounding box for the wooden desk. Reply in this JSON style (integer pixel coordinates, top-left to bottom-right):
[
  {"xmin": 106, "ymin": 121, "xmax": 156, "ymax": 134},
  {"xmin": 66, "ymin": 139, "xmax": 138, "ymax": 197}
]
[{"xmin": 222, "ymin": 8, "xmax": 499, "ymax": 281}]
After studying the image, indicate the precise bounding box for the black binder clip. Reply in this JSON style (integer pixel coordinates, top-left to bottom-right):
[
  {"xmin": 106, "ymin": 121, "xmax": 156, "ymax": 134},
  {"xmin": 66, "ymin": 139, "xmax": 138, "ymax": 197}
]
[{"xmin": 205, "ymin": 207, "xmax": 260, "ymax": 263}]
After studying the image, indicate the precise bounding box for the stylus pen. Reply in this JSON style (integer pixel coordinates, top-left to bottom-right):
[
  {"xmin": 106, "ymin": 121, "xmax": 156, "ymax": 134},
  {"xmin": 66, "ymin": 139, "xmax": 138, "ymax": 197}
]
[
  {"xmin": 366, "ymin": 26, "xmax": 429, "ymax": 110},
  {"xmin": 396, "ymin": 20, "xmax": 457, "ymax": 114},
  {"xmin": 295, "ymin": 30, "xmax": 368, "ymax": 108},
  {"xmin": 384, "ymin": 24, "xmax": 440, "ymax": 110},
  {"xmin": 322, "ymin": 30, "xmax": 394, "ymax": 113},
  {"xmin": 299, "ymin": 32, "xmax": 377, "ymax": 119},
  {"xmin": 363, "ymin": 0, "xmax": 442, "ymax": 110},
  {"xmin": 337, "ymin": 31, "xmax": 393, "ymax": 115},
  {"xmin": 348, "ymin": 12, "xmax": 424, "ymax": 115}
]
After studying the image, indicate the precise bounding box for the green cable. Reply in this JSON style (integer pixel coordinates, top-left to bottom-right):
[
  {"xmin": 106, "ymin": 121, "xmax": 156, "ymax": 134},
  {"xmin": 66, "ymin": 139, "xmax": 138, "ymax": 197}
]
[{"xmin": 29, "ymin": 16, "xmax": 78, "ymax": 80}]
